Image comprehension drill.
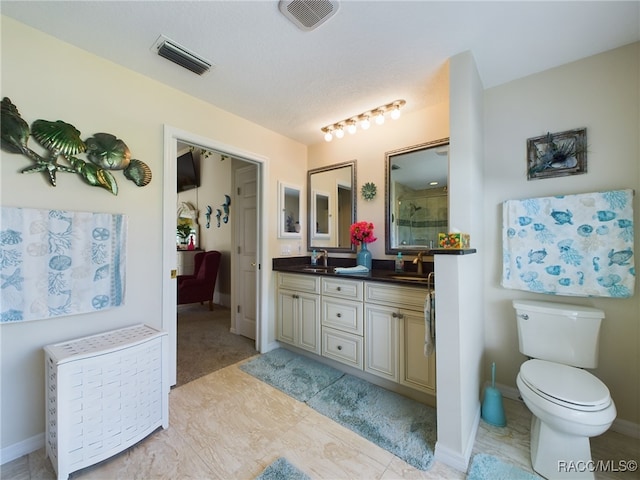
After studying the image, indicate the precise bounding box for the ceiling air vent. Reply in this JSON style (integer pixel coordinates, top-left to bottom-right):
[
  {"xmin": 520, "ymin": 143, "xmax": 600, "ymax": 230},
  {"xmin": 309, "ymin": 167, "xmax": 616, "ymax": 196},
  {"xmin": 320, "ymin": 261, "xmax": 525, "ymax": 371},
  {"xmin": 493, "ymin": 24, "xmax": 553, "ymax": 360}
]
[
  {"xmin": 152, "ymin": 35, "xmax": 212, "ymax": 75},
  {"xmin": 278, "ymin": 0, "xmax": 339, "ymax": 31}
]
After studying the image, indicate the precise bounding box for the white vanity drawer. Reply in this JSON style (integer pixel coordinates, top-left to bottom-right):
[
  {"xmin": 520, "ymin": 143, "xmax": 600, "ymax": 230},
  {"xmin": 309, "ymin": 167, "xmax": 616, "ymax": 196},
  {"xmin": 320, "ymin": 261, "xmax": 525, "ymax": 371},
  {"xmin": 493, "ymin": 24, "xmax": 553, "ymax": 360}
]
[
  {"xmin": 321, "ymin": 298, "xmax": 363, "ymax": 335},
  {"xmin": 278, "ymin": 273, "xmax": 320, "ymax": 294},
  {"xmin": 322, "ymin": 327, "xmax": 363, "ymax": 369},
  {"xmin": 322, "ymin": 277, "xmax": 364, "ymax": 301},
  {"xmin": 365, "ymin": 282, "xmax": 427, "ymax": 310}
]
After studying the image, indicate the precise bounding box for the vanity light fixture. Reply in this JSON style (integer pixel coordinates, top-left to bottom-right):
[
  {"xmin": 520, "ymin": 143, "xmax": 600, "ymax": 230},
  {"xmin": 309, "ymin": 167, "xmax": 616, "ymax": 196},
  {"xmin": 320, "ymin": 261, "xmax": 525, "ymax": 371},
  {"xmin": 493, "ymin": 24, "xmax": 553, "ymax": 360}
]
[
  {"xmin": 321, "ymin": 99, "xmax": 405, "ymax": 141},
  {"xmin": 374, "ymin": 109, "xmax": 385, "ymax": 125}
]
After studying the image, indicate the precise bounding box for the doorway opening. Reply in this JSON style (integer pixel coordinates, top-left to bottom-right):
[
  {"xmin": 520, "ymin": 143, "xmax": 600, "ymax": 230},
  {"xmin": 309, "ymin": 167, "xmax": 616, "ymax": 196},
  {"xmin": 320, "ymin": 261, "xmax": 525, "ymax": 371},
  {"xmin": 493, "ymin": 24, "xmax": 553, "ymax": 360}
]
[{"xmin": 162, "ymin": 126, "xmax": 269, "ymax": 386}]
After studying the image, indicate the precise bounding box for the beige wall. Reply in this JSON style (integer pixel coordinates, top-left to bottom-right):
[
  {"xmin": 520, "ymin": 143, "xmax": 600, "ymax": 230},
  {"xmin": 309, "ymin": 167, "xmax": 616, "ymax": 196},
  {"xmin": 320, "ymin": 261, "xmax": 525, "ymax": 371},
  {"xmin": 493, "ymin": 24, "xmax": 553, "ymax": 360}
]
[
  {"xmin": 177, "ymin": 149, "xmax": 235, "ymax": 306},
  {"xmin": 483, "ymin": 43, "xmax": 640, "ymax": 427},
  {"xmin": 0, "ymin": 16, "xmax": 307, "ymax": 454},
  {"xmin": 308, "ymin": 97, "xmax": 450, "ymax": 261}
]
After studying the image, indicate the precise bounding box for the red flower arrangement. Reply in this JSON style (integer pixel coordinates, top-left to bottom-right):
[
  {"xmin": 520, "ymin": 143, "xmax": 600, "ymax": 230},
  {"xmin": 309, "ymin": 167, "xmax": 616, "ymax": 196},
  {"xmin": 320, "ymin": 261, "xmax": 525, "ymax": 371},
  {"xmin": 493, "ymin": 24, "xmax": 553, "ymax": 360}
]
[{"xmin": 350, "ymin": 221, "xmax": 377, "ymax": 245}]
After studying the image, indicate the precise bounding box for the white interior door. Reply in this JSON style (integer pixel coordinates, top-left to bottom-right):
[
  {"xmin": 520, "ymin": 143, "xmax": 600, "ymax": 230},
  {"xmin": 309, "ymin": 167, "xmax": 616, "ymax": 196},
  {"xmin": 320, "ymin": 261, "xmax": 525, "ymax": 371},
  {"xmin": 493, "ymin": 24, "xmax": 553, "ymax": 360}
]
[{"xmin": 234, "ymin": 165, "xmax": 257, "ymax": 339}]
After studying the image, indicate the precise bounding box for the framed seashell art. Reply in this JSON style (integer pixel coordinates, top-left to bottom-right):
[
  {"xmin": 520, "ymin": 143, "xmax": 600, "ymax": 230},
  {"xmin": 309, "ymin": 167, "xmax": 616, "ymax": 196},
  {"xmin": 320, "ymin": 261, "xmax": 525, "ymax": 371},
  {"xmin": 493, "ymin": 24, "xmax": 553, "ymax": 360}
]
[{"xmin": 527, "ymin": 128, "xmax": 587, "ymax": 180}]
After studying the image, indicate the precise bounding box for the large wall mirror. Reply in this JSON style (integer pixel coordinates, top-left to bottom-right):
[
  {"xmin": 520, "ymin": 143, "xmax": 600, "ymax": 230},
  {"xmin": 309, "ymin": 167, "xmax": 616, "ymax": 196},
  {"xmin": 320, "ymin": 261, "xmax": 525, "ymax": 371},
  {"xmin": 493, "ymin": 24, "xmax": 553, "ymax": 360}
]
[
  {"xmin": 385, "ymin": 138, "xmax": 449, "ymax": 254},
  {"xmin": 308, "ymin": 160, "xmax": 357, "ymax": 253}
]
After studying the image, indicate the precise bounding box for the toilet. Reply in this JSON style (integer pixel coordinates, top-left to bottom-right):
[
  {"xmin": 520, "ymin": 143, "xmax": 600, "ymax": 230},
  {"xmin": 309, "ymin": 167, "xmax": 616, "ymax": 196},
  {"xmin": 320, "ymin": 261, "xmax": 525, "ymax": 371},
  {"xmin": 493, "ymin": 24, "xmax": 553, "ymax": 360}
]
[{"xmin": 513, "ymin": 300, "xmax": 616, "ymax": 480}]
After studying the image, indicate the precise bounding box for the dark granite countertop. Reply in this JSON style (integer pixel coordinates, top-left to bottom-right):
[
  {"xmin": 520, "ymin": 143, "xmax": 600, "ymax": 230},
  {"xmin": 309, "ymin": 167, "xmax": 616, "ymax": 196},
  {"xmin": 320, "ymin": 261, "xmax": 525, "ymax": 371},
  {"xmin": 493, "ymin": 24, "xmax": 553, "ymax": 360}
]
[
  {"xmin": 272, "ymin": 248, "xmax": 475, "ymax": 286},
  {"xmin": 272, "ymin": 256, "xmax": 436, "ymax": 287}
]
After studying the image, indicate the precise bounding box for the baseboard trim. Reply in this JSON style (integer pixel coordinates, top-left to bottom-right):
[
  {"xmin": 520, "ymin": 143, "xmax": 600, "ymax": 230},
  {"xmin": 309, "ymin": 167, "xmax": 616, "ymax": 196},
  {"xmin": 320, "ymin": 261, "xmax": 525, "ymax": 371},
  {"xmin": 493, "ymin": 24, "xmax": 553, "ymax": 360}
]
[
  {"xmin": 489, "ymin": 381, "xmax": 640, "ymax": 439},
  {"xmin": 0, "ymin": 432, "xmax": 44, "ymax": 465},
  {"xmin": 434, "ymin": 405, "xmax": 480, "ymax": 472}
]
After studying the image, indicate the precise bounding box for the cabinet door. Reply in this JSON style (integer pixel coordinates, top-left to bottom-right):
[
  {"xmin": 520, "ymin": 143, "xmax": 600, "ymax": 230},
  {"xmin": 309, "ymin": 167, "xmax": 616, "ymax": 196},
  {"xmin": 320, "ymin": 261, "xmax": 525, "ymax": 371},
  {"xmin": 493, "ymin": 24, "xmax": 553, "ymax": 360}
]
[
  {"xmin": 364, "ymin": 304, "xmax": 399, "ymax": 382},
  {"xmin": 401, "ymin": 310, "xmax": 436, "ymax": 394},
  {"xmin": 277, "ymin": 290, "xmax": 296, "ymax": 345},
  {"xmin": 298, "ymin": 292, "xmax": 321, "ymax": 354}
]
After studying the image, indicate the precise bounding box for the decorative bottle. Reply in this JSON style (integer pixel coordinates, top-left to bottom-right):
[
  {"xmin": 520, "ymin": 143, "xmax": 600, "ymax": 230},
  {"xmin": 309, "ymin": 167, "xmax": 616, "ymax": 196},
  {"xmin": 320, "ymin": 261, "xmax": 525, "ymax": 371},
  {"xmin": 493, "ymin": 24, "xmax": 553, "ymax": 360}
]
[
  {"xmin": 356, "ymin": 242, "xmax": 372, "ymax": 270},
  {"xmin": 395, "ymin": 252, "xmax": 404, "ymax": 272}
]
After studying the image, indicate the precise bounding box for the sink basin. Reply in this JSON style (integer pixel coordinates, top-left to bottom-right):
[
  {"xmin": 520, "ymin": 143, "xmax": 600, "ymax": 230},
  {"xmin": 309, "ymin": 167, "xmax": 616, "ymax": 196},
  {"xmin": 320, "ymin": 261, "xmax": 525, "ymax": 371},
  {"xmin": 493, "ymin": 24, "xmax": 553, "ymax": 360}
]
[
  {"xmin": 390, "ymin": 275, "xmax": 430, "ymax": 282},
  {"xmin": 302, "ymin": 266, "xmax": 331, "ymax": 273}
]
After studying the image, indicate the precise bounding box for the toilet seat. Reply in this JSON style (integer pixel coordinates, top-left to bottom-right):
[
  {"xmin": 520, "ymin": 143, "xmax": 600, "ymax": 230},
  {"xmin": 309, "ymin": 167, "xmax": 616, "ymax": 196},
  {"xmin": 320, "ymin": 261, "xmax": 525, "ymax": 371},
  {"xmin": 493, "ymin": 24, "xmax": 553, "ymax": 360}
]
[{"xmin": 520, "ymin": 359, "xmax": 611, "ymax": 412}]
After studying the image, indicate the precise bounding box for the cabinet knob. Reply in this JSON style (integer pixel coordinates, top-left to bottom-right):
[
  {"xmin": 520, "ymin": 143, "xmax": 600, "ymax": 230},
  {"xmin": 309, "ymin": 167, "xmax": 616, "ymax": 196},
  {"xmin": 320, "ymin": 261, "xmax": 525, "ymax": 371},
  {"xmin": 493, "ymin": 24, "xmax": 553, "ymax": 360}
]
[
  {"xmin": 336, "ymin": 313, "xmax": 342, "ymax": 318},
  {"xmin": 337, "ymin": 345, "xmax": 342, "ymax": 350},
  {"xmin": 336, "ymin": 286, "xmax": 341, "ymax": 291}
]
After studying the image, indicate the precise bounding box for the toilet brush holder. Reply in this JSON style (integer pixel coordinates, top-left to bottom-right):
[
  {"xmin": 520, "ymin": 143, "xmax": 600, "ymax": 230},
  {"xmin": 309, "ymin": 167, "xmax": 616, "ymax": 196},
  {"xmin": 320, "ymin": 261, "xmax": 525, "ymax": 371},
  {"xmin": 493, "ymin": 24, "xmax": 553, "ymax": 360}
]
[{"xmin": 481, "ymin": 362, "xmax": 506, "ymax": 427}]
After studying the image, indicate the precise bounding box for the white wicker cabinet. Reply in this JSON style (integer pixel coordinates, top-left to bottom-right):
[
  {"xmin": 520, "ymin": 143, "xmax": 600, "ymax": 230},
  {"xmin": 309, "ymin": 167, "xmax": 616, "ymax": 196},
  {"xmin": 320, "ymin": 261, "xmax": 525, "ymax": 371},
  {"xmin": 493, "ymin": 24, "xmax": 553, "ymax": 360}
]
[{"xmin": 44, "ymin": 324, "xmax": 169, "ymax": 480}]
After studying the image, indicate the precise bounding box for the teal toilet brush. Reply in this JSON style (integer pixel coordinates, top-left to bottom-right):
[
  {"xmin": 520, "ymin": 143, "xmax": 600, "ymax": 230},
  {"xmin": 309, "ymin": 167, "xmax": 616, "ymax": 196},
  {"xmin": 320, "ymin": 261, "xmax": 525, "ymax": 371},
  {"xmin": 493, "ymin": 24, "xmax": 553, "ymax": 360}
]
[{"xmin": 481, "ymin": 362, "xmax": 506, "ymax": 427}]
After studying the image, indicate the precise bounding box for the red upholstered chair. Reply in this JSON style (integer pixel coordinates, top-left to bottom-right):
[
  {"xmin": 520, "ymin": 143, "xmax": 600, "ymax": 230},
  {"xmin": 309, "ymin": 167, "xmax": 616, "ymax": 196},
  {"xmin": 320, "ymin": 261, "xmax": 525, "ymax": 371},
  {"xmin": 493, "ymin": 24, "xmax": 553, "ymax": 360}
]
[{"xmin": 177, "ymin": 251, "xmax": 222, "ymax": 310}]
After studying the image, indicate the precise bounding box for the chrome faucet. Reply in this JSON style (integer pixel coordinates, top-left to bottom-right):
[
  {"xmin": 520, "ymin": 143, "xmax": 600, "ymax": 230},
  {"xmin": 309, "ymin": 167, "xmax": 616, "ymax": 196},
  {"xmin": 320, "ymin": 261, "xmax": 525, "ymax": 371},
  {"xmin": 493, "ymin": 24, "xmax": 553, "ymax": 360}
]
[
  {"xmin": 413, "ymin": 251, "xmax": 426, "ymax": 275},
  {"xmin": 317, "ymin": 249, "xmax": 328, "ymax": 267}
]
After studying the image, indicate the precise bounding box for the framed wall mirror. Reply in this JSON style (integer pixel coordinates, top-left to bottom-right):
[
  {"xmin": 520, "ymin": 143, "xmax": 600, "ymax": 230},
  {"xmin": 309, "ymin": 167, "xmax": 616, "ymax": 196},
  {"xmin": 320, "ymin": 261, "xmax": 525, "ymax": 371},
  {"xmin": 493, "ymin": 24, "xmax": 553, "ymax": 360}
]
[
  {"xmin": 308, "ymin": 160, "xmax": 356, "ymax": 253},
  {"xmin": 278, "ymin": 181, "xmax": 302, "ymax": 238},
  {"xmin": 385, "ymin": 138, "xmax": 449, "ymax": 254}
]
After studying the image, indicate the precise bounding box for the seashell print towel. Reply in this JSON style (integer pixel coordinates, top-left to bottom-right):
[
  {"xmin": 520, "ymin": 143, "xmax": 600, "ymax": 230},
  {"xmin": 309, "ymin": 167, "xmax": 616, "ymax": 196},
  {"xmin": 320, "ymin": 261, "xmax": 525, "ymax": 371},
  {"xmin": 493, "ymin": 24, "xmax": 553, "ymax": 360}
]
[
  {"xmin": 502, "ymin": 189, "xmax": 635, "ymax": 298},
  {"xmin": 0, "ymin": 207, "xmax": 126, "ymax": 322}
]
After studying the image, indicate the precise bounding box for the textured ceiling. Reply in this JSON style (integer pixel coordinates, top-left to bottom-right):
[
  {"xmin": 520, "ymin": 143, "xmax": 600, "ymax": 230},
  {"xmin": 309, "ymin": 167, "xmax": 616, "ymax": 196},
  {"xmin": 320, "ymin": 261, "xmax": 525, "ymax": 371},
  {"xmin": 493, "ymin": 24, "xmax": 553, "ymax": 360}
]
[{"xmin": 3, "ymin": 1, "xmax": 639, "ymax": 145}]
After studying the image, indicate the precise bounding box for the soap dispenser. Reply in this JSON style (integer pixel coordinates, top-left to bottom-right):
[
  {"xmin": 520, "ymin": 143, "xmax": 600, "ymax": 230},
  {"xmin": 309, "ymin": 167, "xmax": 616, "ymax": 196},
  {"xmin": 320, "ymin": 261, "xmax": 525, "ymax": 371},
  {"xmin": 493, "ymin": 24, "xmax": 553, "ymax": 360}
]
[
  {"xmin": 311, "ymin": 249, "xmax": 318, "ymax": 266},
  {"xmin": 395, "ymin": 252, "xmax": 404, "ymax": 272}
]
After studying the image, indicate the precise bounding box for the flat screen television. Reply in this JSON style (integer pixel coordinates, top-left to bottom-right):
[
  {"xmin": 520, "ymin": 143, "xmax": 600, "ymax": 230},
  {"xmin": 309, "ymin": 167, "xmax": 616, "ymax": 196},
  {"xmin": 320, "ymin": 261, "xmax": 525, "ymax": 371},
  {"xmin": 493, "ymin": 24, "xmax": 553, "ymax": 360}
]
[{"xmin": 177, "ymin": 151, "xmax": 200, "ymax": 192}]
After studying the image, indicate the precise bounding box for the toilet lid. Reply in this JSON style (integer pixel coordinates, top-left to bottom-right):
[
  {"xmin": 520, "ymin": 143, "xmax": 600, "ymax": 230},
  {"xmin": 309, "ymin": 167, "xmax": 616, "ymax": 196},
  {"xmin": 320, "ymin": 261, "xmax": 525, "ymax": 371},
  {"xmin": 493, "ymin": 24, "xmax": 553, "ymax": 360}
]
[{"xmin": 520, "ymin": 359, "xmax": 611, "ymax": 411}]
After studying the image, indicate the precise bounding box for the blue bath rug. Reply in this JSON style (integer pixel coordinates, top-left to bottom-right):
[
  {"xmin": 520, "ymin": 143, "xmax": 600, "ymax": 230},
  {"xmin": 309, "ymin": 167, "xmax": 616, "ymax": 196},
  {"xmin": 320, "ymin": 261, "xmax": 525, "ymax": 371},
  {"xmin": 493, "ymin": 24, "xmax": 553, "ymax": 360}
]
[
  {"xmin": 256, "ymin": 457, "xmax": 310, "ymax": 480},
  {"xmin": 240, "ymin": 348, "xmax": 345, "ymax": 402},
  {"xmin": 467, "ymin": 454, "xmax": 542, "ymax": 480},
  {"xmin": 307, "ymin": 374, "xmax": 437, "ymax": 470}
]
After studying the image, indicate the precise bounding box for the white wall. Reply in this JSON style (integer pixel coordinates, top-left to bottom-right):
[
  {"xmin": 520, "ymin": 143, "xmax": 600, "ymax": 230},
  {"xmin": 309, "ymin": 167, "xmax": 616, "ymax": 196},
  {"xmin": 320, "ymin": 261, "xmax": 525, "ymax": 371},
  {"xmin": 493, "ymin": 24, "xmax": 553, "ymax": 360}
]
[
  {"xmin": 433, "ymin": 51, "xmax": 485, "ymax": 470},
  {"xmin": 0, "ymin": 16, "xmax": 307, "ymax": 459},
  {"xmin": 483, "ymin": 42, "xmax": 640, "ymax": 427}
]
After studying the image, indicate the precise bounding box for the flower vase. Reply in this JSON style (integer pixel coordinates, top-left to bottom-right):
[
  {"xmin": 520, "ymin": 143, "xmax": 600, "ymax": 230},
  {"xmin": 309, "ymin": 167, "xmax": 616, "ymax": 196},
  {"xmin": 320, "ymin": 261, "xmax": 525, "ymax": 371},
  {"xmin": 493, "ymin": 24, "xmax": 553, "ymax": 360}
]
[{"xmin": 356, "ymin": 242, "xmax": 372, "ymax": 270}]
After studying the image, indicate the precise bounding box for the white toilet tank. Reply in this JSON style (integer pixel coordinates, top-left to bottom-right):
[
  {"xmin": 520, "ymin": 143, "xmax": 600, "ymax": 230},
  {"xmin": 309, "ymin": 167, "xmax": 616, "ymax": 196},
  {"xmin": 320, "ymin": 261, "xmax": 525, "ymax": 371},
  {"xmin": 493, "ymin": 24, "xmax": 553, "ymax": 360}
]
[{"xmin": 513, "ymin": 300, "xmax": 605, "ymax": 369}]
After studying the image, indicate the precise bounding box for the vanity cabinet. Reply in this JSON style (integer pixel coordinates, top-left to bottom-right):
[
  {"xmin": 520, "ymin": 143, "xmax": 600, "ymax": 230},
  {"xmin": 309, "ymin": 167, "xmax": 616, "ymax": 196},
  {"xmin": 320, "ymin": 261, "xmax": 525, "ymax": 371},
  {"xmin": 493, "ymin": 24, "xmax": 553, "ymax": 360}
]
[
  {"xmin": 277, "ymin": 273, "xmax": 321, "ymax": 354},
  {"xmin": 364, "ymin": 303, "xmax": 400, "ymax": 382},
  {"xmin": 402, "ymin": 311, "xmax": 436, "ymax": 394},
  {"xmin": 275, "ymin": 272, "xmax": 436, "ymax": 395},
  {"xmin": 365, "ymin": 282, "xmax": 436, "ymax": 394},
  {"xmin": 320, "ymin": 277, "xmax": 364, "ymax": 369}
]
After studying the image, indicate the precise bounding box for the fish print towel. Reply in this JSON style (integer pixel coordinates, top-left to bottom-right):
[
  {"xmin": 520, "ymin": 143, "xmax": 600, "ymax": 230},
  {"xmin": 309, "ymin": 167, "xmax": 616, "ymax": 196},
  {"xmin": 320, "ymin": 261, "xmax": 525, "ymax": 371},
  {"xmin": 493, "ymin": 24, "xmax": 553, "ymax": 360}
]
[
  {"xmin": 0, "ymin": 207, "xmax": 127, "ymax": 322},
  {"xmin": 502, "ymin": 189, "xmax": 634, "ymax": 298}
]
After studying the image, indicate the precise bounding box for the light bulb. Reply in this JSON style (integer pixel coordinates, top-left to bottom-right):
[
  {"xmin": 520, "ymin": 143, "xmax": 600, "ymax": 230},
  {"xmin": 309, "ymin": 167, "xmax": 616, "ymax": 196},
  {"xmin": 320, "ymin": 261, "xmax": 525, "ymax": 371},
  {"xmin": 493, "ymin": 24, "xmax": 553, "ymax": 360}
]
[
  {"xmin": 347, "ymin": 121, "xmax": 357, "ymax": 135},
  {"xmin": 360, "ymin": 116, "xmax": 370, "ymax": 130},
  {"xmin": 375, "ymin": 110, "xmax": 385, "ymax": 125},
  {"xmin": 335, "ymin": 126, "xmax": 344, "ymax": 139},
  {"xmin": 324, "ymin": 130, "xmax": 333, "ymax": 142},
  {"xmin": 391, "ymin": 105, "xmax": 401, "ymax": 120}
]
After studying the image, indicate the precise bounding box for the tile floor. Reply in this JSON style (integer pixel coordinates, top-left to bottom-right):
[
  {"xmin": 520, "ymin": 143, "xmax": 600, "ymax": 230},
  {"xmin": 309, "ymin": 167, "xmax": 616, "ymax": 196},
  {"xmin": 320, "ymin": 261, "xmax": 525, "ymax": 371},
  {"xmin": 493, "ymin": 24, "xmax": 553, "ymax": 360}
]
[{"xmin": 3, "ymin": 357, "xmax": 638, "ymax": 479}]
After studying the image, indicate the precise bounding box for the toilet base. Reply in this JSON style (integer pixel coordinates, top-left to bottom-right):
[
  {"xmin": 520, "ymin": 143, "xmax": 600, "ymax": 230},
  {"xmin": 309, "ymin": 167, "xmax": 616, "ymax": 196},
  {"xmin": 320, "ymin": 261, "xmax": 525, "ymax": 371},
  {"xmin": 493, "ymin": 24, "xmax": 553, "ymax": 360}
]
[{"xmin": 530, "ymin": 416, "xmax": 594, "ymax": 479}]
